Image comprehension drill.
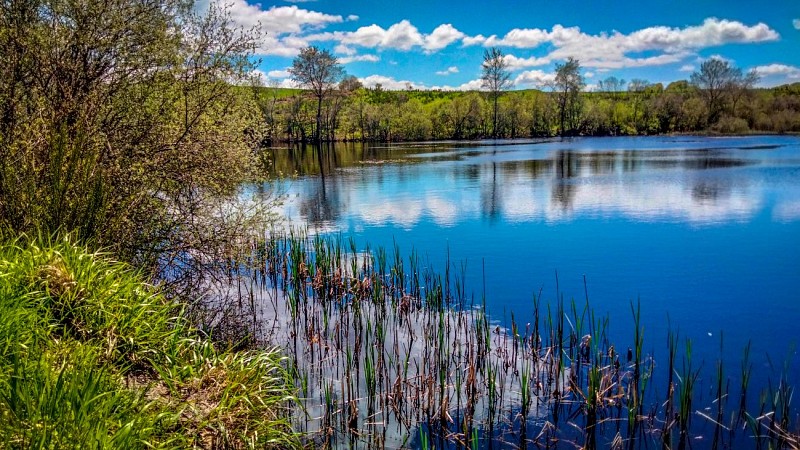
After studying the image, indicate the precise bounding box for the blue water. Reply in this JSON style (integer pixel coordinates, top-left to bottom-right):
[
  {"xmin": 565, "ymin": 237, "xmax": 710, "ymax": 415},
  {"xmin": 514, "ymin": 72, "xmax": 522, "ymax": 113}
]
[{"xmin": 264, "ymin": 135, "xmax": 800, "ymax": 392}]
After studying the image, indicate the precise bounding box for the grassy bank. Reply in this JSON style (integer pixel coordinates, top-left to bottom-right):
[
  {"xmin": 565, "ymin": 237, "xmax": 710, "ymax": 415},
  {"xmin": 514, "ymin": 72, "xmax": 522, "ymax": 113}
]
[{"xmin": 0, "ymin": 235, "xmax": 299, "ymax": 449}]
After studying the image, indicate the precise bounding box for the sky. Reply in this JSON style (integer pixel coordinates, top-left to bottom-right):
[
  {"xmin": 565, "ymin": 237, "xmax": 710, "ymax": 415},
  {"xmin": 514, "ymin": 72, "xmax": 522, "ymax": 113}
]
[{"xmin": 219, "ymin": 0, "xmax": 800, "ymax": 91}]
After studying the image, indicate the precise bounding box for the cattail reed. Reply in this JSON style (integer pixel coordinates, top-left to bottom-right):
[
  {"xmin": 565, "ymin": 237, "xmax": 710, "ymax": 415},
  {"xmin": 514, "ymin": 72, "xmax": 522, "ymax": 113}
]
[{"xmin": 206, "ymin": 228, "xmax": 798, "ymax": 450}]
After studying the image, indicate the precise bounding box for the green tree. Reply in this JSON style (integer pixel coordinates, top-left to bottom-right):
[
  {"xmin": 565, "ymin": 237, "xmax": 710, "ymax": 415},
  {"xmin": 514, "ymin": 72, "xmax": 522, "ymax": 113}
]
[
  {"xmin": 290, "ymin": 46, "xmax": 344, "ymax": 143},
  {"xmin": 481, "ymin": 47, "xmax": 512, "ymax": 138},
  {"xmin": 552, "ymin": 57, "xmax": 584, "ymax": 136},
  {"xmin": 0, "ymin": 0, "xmax": 267, "ymax": 292}
]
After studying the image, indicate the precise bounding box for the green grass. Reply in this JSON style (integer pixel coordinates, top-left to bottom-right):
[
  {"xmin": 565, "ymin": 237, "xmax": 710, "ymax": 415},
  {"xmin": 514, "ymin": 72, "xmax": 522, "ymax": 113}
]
[{"xmin": 0, "ymin": 234, "xmax": 299, "ymax": 449}]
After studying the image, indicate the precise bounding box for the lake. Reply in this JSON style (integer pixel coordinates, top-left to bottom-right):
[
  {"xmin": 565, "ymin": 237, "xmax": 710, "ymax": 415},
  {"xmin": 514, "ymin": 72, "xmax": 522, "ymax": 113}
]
[{"xmin": 258, "ymin": 135, "xmax": 800, "ymax": 437}]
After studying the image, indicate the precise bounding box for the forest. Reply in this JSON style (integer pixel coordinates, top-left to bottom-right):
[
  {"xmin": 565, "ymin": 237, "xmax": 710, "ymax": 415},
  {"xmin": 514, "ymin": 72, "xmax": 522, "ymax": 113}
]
[{"xmin": 254, "ymin": 55, "xmax": 800, "ymax": 143}]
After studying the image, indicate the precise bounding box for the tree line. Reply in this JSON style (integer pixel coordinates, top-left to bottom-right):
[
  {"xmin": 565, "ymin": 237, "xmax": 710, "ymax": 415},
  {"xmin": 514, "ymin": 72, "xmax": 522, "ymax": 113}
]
[{"xmin": 255, "ymin": 47, "xmax": 800, "ymax": 144}]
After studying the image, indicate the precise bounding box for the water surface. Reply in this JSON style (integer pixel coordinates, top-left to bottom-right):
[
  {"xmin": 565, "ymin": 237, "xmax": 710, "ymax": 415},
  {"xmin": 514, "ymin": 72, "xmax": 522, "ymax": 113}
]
[{"xmin": 260, "ymin": 135, "xmax": 800, "ymax": 381}]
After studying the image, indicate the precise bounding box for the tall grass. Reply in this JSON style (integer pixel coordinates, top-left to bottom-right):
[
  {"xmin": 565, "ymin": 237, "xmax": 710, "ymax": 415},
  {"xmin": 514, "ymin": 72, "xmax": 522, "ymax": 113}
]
[
  {"xmin": 208, "ymin": 228, "xmax": 800, "ymax": 449},
  {"xmin": 0, "ymin": 234, "xmax": 299, "ymax": 449}
]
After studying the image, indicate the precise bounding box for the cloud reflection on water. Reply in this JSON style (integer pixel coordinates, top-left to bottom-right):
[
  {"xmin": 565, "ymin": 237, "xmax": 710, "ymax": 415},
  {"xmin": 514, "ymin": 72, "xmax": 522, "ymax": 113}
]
[{"xmin": 268, "ymin": 137, "xmax": 800, "ymax": 229}]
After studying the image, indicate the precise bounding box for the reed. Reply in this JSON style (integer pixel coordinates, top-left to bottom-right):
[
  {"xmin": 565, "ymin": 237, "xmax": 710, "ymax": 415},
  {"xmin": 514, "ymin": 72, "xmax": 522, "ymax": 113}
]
[{"xmin": 202, "ymin": 228, "xmax": 799, "ymax": 450}]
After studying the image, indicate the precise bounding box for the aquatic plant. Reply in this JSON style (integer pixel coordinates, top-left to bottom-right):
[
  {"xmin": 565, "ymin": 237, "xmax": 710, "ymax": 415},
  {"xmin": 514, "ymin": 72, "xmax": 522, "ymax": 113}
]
[{"xmin": 206, "ymin": 228, "xmax": 799, "ymax": 449}]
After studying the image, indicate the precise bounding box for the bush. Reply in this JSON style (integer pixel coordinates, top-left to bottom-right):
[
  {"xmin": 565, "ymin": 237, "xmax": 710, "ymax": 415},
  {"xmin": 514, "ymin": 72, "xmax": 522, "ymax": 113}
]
[{"xmin": 711, "ymin": 116, "xmax": 750, "ymax": 134}]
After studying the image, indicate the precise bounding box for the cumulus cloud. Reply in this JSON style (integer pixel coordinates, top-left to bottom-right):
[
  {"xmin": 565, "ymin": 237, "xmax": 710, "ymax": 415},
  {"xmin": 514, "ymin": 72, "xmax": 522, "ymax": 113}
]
[
  {"xmin": 435, "ymin": 66, "xmax": 460, "ymax": 76},
  {"xmin": 225, "ymin": 2, "xmax": 342, "ymax": 34},
  {"xmin": 310, "ymin": 20, "xmax": 467, "ymax": 52},
  {"xmin": 793, "ymin": 19, "xmax": 800, "ymax": 30},
  {"xmin": 424, "ymin": 24, "xmax": 466, "ymax": 52},
  {"xmin": 454, "ymin": 79, "xmax": 484, "ymax": 90},
  {"xmin": 428, "ymin": 79, "xmax": 484, "ymax": 91},
  {"xmin": 334, "ymin": 44, "xmax": 356, "ymax": 55},
  {"xmin": 225, "ymin": 2, "xmax": 780, "ymax": 72},
  {"xmin": 462, "ymin": 34, "xmax": 487, "ymax": 46},
  {"xmin": 482, "ymin": 27, "xmax": 551, "ymax": 48},
  {"xmin": 309, "ymin": 20, "xmax": 424, "ymax": 50},
  {"xmin": 753, "ymin": 64, "xmax": 800, "ymax": 78},
  {"xmin": 268, "ymin": 69, "xmax": 291, "ymax": 78},
  {"xmin": 679, "ymin": 64, "xmax": 695, "ymax": 72},
  {"xmin": 751, "ymin": 64, "xmax": 800, "ymax": 87},
  {"xmin": 208, "ymin": 0, "xmax": 343, "ymax": 56},
  {"xmin": 359, "ymin": 75, "xmax": 424, "ymax": 90},
  {"xmin": 339, "ymin": 54, "xmax": 380, "ymax": 64},
  {"xmin": 514, "ymin": 70, "xmax": 556, "ymax": 87},
  {"xmin": 466, "ymin": 18, "xmax": 777, "ymax": 70},
  {"xmin": 625, "ymin": 18, "xmax": 778, "ymax": 51},
  {"xmin": 503, "ymin": 54, "xmax": 550, "ymax": 70}
]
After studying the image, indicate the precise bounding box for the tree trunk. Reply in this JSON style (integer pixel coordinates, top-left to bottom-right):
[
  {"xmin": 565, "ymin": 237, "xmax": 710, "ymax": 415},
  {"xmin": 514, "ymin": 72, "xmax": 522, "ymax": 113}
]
[
  {"xmin": 493, "ymin": 94, "xmax": 498, "ymax": 138},
  {"xmin": 316, "ymin": 95, "xmax": 322, "ymax": 143}
]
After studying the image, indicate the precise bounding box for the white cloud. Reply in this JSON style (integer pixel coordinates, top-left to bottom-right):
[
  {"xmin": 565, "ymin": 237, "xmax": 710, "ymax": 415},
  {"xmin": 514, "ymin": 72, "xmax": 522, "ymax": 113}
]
[
  {"xmin": 585, "ymin": 71, "xmax": 594, "ymax": 78},
  {"xmin": 704, "ymin": 54, "xmax": 734, "ymax": 64},
  {"xmin": 455, "ymin": 79, "xmax": 484, "ymax": 90},
  {"xmin": 334, "ymin": 44, "xmax": 356, "ymax": 55},
  {"xmin": 225, "ymin": 2, "xmax": 342, "ymax": 34},
  {"xmin": 347, "ymin": 14, "xmax": 359, "ymax": 21},
  {"xmin": 310, "ymin": 20, "xmax": 424, "ymax": 50},
  {"xmin": 424, "ymin": 24, "xmax": 466, "ymax": 52},
  {"xmin": 578, "ymin": 52, "xmax": 690, "ymax": 70},
  {"xmin": 267, "ymin": 69, "xmax": 291, "ymax": 78},
  {"xmin": 359, "ymin": 75, "xmax": 424, "ymax": 90},
  {"xmin": 483, "ymin": 27, "xmax": 551, "ymax": 48},
  {"xmin": 753, "ymin": 64, "xmax": 800, "ymax": 78},
  {"xmin": 793, "ymin": 19, "xmax": 800, "ymax": 30},
  {"xmin": 679, "ymin": 64, "xmax": 695, "ymax": 72},
  {"xmin": 467, "ymin": 18, "xmax": 777, "ymax": 71},
  {"xmin": 462, "ymin": 34, "xmax": 487, "ymax": 46},
  {"xmin": 625, "ymin": 18, "xmax": 778, "ymax": 52},
  {"xmin": 257, "ymin": 35, "xmax": 307, "ymax": 56},
  {"xmin": 502, "ymin": 54, "xmax": 550, "ymax": 70},
  {"xmin": 250, "ymin": 69, "xmax": 269, "ymax": 84},
  {"xmin": 309, "ymin": 20, "xmax": 467, "ymax": 52},
  {"xmin": 206, "ymin": 0, "xmax": 343, "ymax": 56},
  {"xmin": 435, "ymin": 66, "xmax": 459, "ymax": 76},
  {"xmin": 430, "ymin": 78, "xmax": 484, "ymax": 91},
  {"xmin": 514, "ymin": 70, "xmax": 556, "ymax": 87},
  {"xmin": 339, "ymin": 54, "xmax": 380, "ymax": 64}
]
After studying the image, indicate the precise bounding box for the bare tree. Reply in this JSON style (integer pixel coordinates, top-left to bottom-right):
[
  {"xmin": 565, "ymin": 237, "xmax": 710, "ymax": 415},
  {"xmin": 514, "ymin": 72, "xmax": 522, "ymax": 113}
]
[
  {"xmin": 729, "ymin": 69, "xmax": 760, "ymax": 117},
  {"xmin": 690, "ymin": 58, "xmax": 743, "ymax": 124},
  {"xmin": 481, "ymin": 48, "xmax": 512, "ymax": 138},
  {"xmin": 290, "ymin": 46, "xmax": 344, "ymax": 142},
  {"xmin": 598, "ymin": 76, "xmax": 626, "ymax": 98}
]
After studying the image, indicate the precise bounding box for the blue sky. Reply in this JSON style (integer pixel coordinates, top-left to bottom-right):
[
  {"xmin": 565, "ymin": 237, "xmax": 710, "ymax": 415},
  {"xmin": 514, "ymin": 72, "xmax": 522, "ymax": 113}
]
[{"xmin": 223, "ymin": 0, "xmax": 800, "ymax": 90}]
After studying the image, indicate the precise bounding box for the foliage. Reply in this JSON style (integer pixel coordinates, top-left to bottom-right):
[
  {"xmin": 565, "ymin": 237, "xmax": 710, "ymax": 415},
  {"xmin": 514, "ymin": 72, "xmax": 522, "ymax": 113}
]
[
  {"xmin": 552, "ymin": 57, "xmax": 585, "ymax": 136},
  {"xmin": 256, "ymin": 60, "xmax": 800, "ymax": 143},
  {"xmin": 0, "ymin": 235, "xmax": 299, "ymax": 449},
  {"xmin": 289, "ymin": 46, "xmax": 345, "ymax": 143},
  {"xmin": 0, "ymin": 0, "xmax": 272, "ymax": 295}
]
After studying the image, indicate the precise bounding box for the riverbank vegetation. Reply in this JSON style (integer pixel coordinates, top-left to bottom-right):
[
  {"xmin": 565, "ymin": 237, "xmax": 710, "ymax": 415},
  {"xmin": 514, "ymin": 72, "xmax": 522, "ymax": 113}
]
[
  {"xmin": 213, "ymin": 229, "xmax": 800, "ymax": 449},
  {"xmin": 256, "ymin": 49, "xmax": 800, "ymax": 143},
  {"xmin": 0, "ymin": 235, "xmax": 298, "ymax": 449},
  {"xmin": 0, "ymin": 0, "xmax": 297, "ymax": 446},
  {"xmin": 1, "ymin": 0, "xmax": 798, "ymax": 446}
]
